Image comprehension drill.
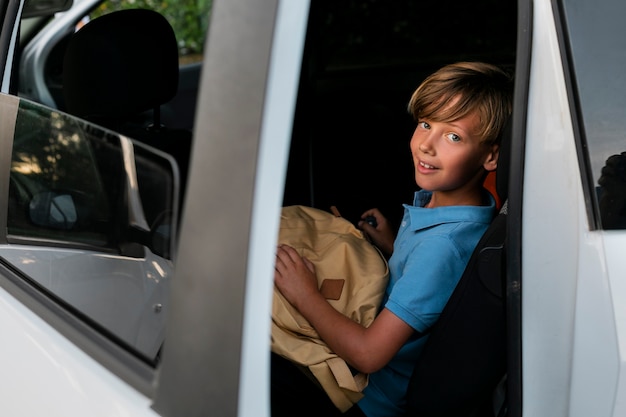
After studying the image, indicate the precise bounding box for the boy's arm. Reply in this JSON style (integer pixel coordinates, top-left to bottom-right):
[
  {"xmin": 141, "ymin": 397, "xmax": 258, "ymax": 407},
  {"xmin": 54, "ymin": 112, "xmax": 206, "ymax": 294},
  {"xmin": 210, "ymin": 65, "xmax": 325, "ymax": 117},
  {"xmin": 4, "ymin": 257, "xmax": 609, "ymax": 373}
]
[{"xmin": 274, "ymin": 244, "xmax": 412, "ymax": 373}]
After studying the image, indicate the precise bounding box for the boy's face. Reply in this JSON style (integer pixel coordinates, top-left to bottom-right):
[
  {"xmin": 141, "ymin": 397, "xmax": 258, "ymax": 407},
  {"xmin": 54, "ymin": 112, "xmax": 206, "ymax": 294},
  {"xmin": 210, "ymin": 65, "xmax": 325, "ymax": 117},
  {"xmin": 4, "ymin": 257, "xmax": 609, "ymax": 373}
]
[{"xmin": 410, "ymin": 110, "xmax": 498, "ymax": 203}]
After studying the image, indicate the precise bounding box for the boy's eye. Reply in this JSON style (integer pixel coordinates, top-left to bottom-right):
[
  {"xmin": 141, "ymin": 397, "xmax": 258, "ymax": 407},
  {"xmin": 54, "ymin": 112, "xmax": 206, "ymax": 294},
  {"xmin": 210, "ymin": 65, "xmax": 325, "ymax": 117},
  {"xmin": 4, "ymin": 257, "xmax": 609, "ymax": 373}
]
[
  {"xmin": 418, "ymin": 121, "xmax": 430, "ymax": 129},
  {"xmin": 446, "ymin": 133, "xmax": 461, "ymax": 142}
]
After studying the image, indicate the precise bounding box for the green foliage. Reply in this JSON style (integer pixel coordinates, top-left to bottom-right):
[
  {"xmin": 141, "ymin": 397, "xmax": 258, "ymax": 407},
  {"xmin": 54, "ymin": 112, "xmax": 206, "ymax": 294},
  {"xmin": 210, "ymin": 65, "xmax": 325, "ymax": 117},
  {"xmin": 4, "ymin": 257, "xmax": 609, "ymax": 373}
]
[{"xmin": 91, "ymin": 0, "xmax": 211, "ymax": 58}]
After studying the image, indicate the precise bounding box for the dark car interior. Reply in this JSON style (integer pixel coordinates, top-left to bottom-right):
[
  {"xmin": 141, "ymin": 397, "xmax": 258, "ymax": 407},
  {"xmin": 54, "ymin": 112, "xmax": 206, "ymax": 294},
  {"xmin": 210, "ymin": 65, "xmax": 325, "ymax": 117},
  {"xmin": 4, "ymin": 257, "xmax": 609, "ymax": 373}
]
[{"xmin": 284, "ymin": 0, "xmax": 517, "ymax": 230}]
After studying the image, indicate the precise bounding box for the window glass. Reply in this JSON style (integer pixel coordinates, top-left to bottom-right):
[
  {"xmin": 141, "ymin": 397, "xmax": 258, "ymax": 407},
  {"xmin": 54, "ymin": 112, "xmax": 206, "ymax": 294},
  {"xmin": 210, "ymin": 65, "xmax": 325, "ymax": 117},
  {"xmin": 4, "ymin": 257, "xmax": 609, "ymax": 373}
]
[
  {"xmin": 3, "ymin": 98, "xmax": 177, "ymax": 362},
  {"xmin": 9, "ymin": 99, "xmax": 176, "ymax": 253},
  {"xmin": 9, "ymin": 101, "xmax": 116, "ymax": 246},
  {"xmin": 561, "ymin": 0, "xmax": 626, "ymax": 229}
]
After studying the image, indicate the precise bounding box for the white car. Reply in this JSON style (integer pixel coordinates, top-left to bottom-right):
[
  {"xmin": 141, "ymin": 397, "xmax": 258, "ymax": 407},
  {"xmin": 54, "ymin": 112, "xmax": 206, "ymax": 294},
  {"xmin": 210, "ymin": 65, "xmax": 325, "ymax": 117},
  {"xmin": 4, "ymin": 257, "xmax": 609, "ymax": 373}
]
[{"xmin": 0, "ymin": 0, "xmax": 624, "ymax": 416}]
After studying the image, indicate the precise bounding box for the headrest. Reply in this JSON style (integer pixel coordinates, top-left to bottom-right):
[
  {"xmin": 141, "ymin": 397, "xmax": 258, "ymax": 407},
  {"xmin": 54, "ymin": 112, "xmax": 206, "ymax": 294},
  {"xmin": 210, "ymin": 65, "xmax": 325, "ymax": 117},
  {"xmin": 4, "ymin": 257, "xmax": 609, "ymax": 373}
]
[{"xmin": 63, "ymin": 9, "xmax": 179, "ymax": 122}]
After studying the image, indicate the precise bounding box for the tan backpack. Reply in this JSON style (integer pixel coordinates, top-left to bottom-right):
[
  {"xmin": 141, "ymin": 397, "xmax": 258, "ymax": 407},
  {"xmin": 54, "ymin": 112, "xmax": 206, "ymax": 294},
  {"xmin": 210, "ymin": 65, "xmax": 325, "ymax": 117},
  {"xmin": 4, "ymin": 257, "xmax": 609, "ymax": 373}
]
[{"xmin": 271, "ymin": 205, "xmax": 389, "ymax": 411}]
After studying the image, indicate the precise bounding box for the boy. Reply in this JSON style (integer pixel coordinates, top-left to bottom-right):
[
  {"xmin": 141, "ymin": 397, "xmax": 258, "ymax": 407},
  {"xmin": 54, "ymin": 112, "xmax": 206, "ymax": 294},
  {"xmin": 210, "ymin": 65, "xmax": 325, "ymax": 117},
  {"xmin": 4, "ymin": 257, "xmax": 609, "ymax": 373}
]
[{"xmin": 273, "ymin": 61, "xmax": 513, "ymax": 417}]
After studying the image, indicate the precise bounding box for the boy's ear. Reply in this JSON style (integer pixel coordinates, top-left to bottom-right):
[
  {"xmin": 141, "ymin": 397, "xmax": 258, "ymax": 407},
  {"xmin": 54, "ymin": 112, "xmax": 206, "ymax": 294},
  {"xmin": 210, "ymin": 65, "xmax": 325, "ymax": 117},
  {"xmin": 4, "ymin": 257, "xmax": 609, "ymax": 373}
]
[{"xmin": 483, "ymin": 144, "xmax": 500, "ymax": 172}]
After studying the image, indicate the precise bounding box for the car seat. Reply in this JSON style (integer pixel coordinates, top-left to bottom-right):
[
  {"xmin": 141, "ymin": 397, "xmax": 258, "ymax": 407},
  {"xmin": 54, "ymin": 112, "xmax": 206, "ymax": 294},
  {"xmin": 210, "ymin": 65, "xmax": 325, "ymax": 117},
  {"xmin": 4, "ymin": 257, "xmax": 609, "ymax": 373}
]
[
  {"xmin": 62, "ymin": 8, "xmax": 192, "ymax": 203},
  {"xmin": 404, "ymin": 117, "xmax": 512, "ymax": 417}
]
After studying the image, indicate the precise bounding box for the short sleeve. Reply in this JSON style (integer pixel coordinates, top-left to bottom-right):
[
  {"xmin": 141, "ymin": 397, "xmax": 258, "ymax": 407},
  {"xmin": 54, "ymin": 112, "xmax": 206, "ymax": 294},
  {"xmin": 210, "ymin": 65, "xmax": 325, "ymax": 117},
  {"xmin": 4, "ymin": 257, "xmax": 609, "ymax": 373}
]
[{"xmin": 384, "ymin": 235, "xmax": 466, "ymax": 332}]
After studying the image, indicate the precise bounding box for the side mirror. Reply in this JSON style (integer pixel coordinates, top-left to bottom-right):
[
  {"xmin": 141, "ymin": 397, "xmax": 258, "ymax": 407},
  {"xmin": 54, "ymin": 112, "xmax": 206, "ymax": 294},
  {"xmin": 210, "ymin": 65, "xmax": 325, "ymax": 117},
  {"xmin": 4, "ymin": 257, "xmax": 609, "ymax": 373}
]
[{"xmin": 29, "ymin": 192, "xmax": 77, "ymax": 230}]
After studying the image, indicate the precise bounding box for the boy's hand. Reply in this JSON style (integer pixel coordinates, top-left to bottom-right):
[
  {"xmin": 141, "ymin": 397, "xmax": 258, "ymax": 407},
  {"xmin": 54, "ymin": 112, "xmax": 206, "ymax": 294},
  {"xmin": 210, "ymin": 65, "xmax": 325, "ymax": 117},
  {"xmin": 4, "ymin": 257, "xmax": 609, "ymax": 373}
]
[
  {"xmin": 274, "ymin": 244, "xmax": 320, "ymax": 310},
  {"xmin": 358, "ymin": 208, "xmax": 394, "ymax": 257}
]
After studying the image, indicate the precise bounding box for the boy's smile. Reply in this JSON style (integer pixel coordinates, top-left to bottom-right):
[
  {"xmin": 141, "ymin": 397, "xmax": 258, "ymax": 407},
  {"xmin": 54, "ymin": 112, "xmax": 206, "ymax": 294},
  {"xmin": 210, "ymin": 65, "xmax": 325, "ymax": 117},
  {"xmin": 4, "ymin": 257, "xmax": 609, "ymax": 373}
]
[{"xmin": 417, "ymin": 160, "xmax": 438, "ymax": 172}]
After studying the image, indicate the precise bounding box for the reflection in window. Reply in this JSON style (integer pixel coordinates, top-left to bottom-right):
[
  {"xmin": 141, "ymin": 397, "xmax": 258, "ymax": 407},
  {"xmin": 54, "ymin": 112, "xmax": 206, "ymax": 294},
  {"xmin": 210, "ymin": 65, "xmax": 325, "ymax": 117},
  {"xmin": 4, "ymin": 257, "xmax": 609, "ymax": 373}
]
[
  {"xmin": 9, "ymin": 100, "xmax": 177, "ymax": 253},
  {"xmin": 562, "ymin": 0, "xmax": 626, "ymax": 229},
  {"xmin": 597, "ymin": 152, "xmax": 626, "ymax": 229},
  {"xmin": 9, "ymin": 102, "xmax": 116, "ymax": 246}
]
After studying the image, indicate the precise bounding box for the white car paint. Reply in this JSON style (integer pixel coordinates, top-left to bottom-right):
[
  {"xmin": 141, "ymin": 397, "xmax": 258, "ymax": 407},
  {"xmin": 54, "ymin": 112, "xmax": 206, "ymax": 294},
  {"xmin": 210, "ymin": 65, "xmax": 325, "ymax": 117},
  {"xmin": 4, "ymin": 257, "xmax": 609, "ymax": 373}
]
[{"xmin": 0, "ymin": 283, "xmax": 158, "ymax": 416}]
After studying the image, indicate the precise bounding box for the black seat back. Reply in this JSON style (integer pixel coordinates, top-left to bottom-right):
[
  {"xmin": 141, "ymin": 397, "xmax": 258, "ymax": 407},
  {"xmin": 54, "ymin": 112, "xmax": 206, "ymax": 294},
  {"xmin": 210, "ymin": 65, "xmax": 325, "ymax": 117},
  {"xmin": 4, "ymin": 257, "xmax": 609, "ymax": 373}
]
[
  {"xmin": 63, "ymin": 8, "xmax": 192, "ymax": 202},
  {"xmin": 405, "ymin": 118, "xmax": 512, "ymax": 417},
  {"xmin": 63, "ymin": 9, "xmax": 178, "ymax": 126}
]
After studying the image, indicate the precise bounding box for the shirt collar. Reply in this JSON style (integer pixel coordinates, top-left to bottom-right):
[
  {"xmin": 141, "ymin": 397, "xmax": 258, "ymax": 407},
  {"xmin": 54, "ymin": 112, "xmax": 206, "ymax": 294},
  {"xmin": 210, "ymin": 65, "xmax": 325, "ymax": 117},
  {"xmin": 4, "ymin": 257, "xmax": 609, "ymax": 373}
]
[{"xmin": 404, "ymin": 189, "xmax": 496, "ymax": 231}]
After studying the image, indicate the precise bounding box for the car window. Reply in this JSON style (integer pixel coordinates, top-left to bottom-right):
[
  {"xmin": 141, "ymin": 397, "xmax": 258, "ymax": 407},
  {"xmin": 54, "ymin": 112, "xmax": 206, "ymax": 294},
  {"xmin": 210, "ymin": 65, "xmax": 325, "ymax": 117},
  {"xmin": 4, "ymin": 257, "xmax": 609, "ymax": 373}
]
[
  {"xmin": 9, "ymin": 101, "xmax": 114, "ymax": 246},
  {"xmin": 561, "ymin": 0, "xmax": 626, "ymax": 230},
  {"xmin": 1, "ymin": 95, "xmax": 178, "ymax": 362},
  {"xmin": 8, "ymin": 98, "xmax": 177, "ymax": 254}
]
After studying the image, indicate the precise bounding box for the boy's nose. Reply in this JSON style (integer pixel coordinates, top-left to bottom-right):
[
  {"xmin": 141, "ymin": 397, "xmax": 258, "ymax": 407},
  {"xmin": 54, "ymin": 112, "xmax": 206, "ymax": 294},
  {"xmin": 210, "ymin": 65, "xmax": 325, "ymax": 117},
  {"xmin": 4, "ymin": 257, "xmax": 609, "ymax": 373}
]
[{"xmin": 418, "ymin": 132, "xmax": 436, "ymax": 154}]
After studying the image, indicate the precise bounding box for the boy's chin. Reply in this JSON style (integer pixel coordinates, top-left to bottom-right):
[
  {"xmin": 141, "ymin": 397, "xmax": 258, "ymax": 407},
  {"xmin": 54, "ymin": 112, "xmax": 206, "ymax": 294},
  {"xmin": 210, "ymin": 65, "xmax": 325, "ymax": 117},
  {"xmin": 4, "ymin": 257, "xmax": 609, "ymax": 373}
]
[{"xmin": 415, "ymin": 176, "xmax": 438, "ymax": 191}]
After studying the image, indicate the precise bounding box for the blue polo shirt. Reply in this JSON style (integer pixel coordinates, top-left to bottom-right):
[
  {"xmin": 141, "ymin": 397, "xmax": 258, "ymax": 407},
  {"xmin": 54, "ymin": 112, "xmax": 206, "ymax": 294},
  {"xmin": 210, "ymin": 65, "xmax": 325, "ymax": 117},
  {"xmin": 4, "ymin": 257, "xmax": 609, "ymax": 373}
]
[{"xmin": 357, "ymin": 189, "xmax": 496, "ymax": 417}]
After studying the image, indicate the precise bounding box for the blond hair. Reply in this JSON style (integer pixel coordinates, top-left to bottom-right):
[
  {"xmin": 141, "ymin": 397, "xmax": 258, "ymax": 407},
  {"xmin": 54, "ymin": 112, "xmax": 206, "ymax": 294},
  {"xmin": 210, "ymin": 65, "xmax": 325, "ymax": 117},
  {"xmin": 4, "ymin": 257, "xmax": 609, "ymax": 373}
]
[{"xmin": 407, "ymin": 62, "xmax": 513, "ymax": 145}]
